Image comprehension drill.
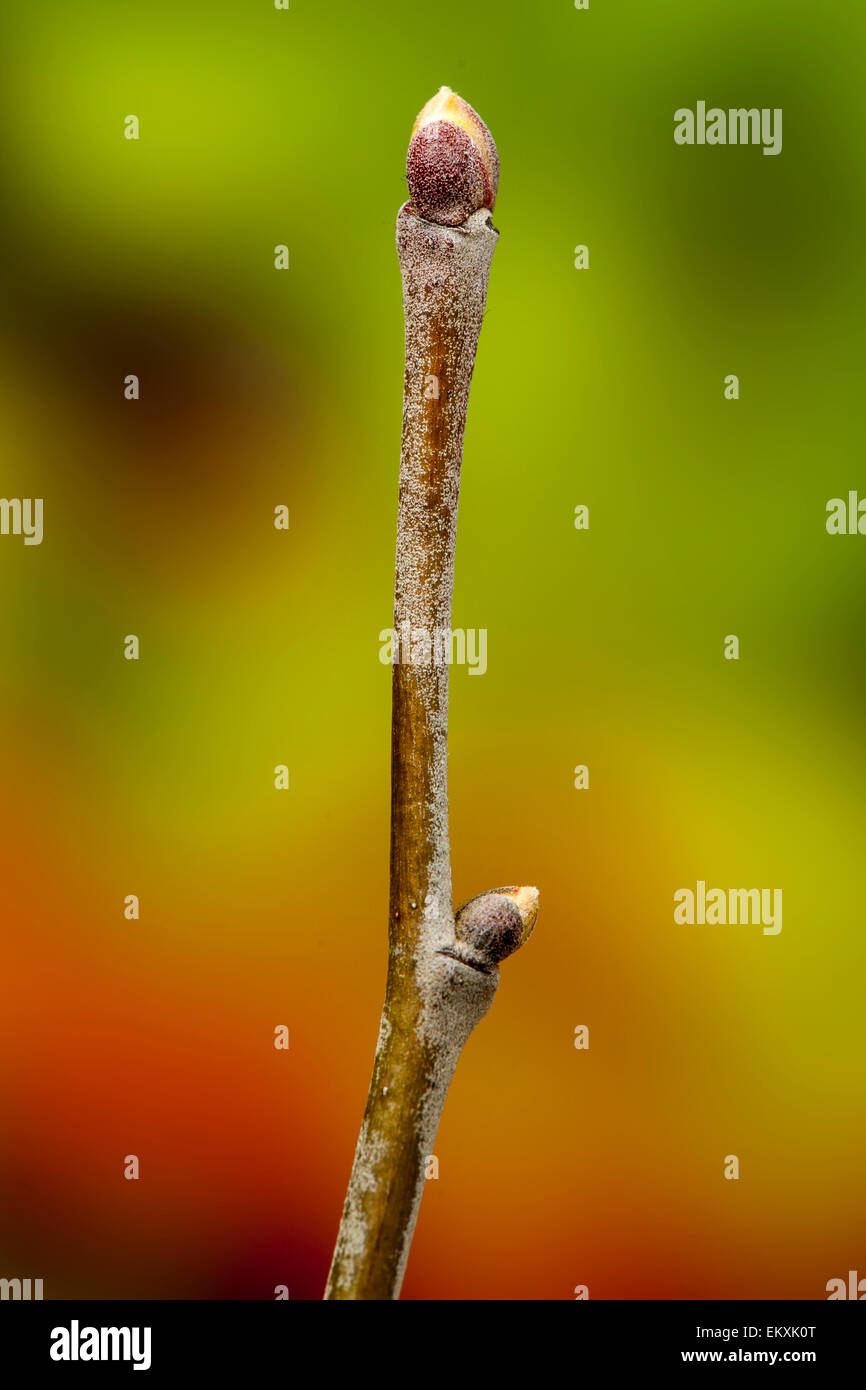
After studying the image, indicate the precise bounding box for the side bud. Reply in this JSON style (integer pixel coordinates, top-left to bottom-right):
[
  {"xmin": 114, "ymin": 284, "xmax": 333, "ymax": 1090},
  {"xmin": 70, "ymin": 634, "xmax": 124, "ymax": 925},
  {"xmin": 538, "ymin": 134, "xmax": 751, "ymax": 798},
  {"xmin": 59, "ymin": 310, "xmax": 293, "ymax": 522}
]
[{"xmin": 454, "ymin": 885, "xmax": 539, "ymax": 967}]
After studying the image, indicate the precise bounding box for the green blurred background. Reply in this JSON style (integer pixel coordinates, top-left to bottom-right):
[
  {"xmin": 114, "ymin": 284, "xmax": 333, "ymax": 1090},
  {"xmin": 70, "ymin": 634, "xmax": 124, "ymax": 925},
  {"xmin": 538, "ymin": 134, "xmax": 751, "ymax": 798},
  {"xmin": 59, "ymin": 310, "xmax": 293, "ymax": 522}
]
[{"xmin": 1, "ymin": 0, "xmax": 864, "ymax": 1298}]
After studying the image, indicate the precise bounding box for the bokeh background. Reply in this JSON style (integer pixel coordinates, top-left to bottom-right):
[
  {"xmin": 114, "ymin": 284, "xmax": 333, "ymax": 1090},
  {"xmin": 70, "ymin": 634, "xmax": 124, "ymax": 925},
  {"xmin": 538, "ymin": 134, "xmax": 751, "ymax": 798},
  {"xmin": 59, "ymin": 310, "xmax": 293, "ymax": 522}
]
[{"xmin": 1, "ymin": 0, "xmax": 864, "ymax": 1300}]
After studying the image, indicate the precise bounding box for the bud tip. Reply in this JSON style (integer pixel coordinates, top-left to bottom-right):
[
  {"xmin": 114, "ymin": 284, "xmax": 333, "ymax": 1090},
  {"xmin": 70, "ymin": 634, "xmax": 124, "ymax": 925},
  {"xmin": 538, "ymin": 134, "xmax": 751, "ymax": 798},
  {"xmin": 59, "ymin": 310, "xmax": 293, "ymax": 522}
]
[{"xmin": 505, "ymin": 886, "xmax": 540, "ymax": 944}]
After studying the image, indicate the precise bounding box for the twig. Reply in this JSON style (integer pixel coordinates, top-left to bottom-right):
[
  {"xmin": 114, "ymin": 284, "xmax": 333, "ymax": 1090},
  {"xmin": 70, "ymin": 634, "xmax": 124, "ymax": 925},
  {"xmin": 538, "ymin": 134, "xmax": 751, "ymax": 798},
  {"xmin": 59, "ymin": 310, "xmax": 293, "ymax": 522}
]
[{"xmin": 324, "ymin": 87, "xmax": 539, "ymax": 1302}]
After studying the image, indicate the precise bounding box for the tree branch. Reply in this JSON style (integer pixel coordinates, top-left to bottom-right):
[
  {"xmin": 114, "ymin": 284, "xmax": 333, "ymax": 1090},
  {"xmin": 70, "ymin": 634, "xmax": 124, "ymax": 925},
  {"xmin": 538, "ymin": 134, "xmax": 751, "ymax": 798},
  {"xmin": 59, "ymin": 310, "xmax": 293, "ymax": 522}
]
[{"xmin": 324, "ymin": 87, "xmax": 539, "ymax": 1302}]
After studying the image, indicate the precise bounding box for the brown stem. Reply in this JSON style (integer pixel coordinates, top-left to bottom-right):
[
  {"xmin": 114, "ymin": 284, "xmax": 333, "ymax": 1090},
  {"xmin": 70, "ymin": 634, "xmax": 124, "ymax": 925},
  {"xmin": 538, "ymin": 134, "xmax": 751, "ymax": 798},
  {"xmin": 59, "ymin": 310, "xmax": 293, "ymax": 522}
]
[{"xmin": 324, "ymin": 93, "xmax": 538, "ymax": 1303}]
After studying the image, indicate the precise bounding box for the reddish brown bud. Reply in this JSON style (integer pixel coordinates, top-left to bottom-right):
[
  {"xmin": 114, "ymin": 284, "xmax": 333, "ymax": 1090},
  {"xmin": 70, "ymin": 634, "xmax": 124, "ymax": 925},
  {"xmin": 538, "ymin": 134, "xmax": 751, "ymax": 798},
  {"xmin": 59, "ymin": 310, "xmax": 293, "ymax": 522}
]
[
  {"xmin": 406, "ymin": 86, "xmax": 499, "ymax": 227},
  {"xmin": 454, "ymin": 885, "xmax": 539, "ymax": 966}
]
